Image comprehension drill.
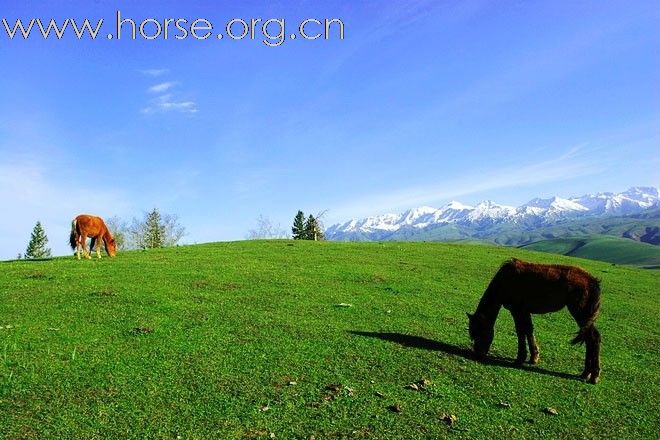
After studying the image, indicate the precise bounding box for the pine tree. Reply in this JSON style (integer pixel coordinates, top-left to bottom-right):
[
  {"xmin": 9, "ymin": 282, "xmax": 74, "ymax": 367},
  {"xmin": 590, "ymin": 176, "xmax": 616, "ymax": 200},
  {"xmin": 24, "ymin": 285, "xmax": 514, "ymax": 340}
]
[
  {"xmin": 143, "ymin": 208, "xmax": 165, "ymax": 249},
  {"xmin": 292, "ymin": 210, "xmax": 306, "ymax": 239},
  {"xmin": 304, "ymin": 214, "xmax": 325, "ymax": 241},
  {"xmin": 128, "ymin": 209, "xmax": 186, "ymax": 249},
  {"xmin": 25, "ymin": 221, "xmax": 52, "ymax": 259}
]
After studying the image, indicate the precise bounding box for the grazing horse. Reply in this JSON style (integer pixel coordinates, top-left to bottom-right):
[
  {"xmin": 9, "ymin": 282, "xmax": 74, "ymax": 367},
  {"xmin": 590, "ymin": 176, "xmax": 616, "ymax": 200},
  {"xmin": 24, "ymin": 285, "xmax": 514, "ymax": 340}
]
[
  {"xmin": 69, "ymin": 214, "xmax": 117, "ymax": 259},
  {"xmin": 467, "ymin": 258, "xmax": 601, "ymax": 384}
]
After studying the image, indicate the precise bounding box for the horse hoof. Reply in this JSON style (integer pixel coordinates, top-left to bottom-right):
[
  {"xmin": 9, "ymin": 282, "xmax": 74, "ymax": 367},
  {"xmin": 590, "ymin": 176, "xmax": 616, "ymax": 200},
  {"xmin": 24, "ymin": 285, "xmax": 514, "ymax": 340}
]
[
  {"xmin": 588, "ymin": 376, "xmax": 600, "ymax": 385},
  {"xmin": 529, "ymin": 355, "xmax": 540, "ymax": 365},
  {"xmin": 514, "ymin": 359, "xmax": 525, "ymax": 367}
]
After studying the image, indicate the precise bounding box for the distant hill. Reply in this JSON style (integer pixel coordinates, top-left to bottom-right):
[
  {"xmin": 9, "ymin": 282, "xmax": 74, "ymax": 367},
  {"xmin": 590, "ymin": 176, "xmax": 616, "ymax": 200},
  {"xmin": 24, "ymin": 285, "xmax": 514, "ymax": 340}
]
[
  {"xmin": 470, "ymin": 210, "xmax": 660, "ymax": 247},
  {"xmin": 520, "ymin": 236, "xmax": 660, "ymax": 268},
  {"xmin": 326, "ymin": 187, "xmax": 660, "ymax": 250}
]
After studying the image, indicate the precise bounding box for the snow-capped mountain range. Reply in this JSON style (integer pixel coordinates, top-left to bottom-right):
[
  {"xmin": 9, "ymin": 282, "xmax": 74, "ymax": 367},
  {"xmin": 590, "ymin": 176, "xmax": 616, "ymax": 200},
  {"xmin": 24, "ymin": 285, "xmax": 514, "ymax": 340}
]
[{"xmin": 326, "ymin": 187, "xmax": 660, "ymax": 240}]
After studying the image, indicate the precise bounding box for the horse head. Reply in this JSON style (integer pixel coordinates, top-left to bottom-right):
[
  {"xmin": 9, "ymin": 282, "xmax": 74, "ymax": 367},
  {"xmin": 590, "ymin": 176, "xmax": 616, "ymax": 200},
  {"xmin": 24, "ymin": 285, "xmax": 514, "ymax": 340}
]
[
  {"xmin": 467, "ymin": 312, "xmax": 494, "ymax": 358},
  {"xmin": 105, "ymin": 237, "xmax": 117, "ymax": 257}
]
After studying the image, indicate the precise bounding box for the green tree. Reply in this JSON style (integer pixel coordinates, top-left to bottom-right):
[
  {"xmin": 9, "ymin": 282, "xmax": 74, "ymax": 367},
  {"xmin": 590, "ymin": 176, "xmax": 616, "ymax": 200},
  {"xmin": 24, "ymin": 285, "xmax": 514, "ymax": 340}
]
[
  {"xmin": 129, "ymin": 209, "xmax": 186, "ymax": 249},
  {"xmin": 144, "ymin": 208, "xmax": 165, "ymax": 248},
  {"xmin": 25, "ymin": 221, "xmax": 52, "ymax": 259},
  {"xmin": 292, "ymin": 210, "xmax": 306, "ymax": 240},
  {"xmin": 304, "ymin": 214, "xmax": 325, "ymax": 241}
]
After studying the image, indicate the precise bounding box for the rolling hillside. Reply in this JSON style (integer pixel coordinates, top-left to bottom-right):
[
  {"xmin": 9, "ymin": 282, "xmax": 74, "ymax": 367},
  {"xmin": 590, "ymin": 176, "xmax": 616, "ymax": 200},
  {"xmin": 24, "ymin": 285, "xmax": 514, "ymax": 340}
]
[
  {"xmin": 520, "ymin": 236, "xmax": 660, "ymax": 268},
  {"xmin": 1, "ymin": 241, "xmax": 658, "ymax": 438}
]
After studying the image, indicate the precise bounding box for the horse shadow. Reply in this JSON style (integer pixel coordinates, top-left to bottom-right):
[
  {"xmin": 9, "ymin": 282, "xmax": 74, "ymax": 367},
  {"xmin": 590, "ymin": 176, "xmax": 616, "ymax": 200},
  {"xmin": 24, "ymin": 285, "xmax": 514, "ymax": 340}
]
[{"xmin": 348, "ymin": 331, "xmax": 579, "ymax": 381}]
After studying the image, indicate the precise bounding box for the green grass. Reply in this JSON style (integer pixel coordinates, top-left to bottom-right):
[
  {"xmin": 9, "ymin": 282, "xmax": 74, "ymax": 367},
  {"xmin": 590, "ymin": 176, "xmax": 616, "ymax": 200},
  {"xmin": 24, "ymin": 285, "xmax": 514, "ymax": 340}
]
[
  {"xmin": 520, "ymin": 236, "xmax": 660, "ymax": 268},
  {"xmin": 1, "ymin": 241, "xmax": 658, "ymax": 439}
]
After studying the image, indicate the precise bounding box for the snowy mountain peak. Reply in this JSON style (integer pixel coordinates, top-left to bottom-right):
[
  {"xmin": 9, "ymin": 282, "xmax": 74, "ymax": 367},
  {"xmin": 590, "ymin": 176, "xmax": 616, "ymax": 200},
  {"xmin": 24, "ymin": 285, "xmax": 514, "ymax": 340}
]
[
  {"xmin": 403, "ymin": 206, "xmax": 437, "ymax": 218},
  {"xmin": 468, "ymin": 201, "xmax": 516, "ymax": 223},
  {"xmin": 400, "ymin": 206, "xmax": 440, "ymax": 228},
  {"xmin": 473, "ymin": 200, "xmax": 515, "ymax": 213},
  {"xmin": 570, "ymin": 186, "xmax": 660, "ymax": 215},
  {"xmin": 326, "ymin": 186, "xmax": 660, "ymax": 239},
  {"xmin": 621, "ymin": 186, "xmax": 660, "ymax": 201},
  {"xmin": 475, "ymin": 200, "xmax": 497, "ymax": 208},
  {"xmin": 442, "ymin": 200, "xmax": 473, "ymax": 211},
  {"xmin": 522, "ymin": 196, "xmax": 588, "ymax": 212}
]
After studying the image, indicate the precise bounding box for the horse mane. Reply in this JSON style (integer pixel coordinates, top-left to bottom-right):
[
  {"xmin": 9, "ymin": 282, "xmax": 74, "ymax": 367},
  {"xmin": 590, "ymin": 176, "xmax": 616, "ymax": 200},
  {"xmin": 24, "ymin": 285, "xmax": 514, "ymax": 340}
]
[
  {"xmin": 572, "ymin": 276, "xmax": 601, "ymax": 344},
  {"xmin": 502, "ymin": 257, "xmax": 596, "ymax": 278},
  {"xmin": 100, "ymin": 218, "xmax": 114, "ymax": 241},
  {"xmin": 503, "ymin": 257, "xmax": 535, "ymax": 274}
]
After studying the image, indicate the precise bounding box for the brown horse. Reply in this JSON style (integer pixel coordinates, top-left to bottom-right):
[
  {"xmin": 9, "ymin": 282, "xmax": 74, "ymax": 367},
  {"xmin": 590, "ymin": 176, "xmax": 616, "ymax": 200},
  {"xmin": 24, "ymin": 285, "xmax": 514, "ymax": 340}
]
[
  {"xmin": 467, "ymin": 258, "xmax": 601, "ymax": 384},
  {"xmin": 69, "ymin": 214, "xmax": 117, "ymax": 259}
]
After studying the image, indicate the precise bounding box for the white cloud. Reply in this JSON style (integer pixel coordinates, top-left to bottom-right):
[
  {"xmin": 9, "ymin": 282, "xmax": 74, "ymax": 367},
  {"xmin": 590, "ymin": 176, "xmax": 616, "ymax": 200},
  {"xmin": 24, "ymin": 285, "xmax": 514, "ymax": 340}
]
[
  {"xmin": 148, "ymin": 82, "xmax": 177, "ymax": 93},
  {"xmin": 141, "ymin": 68, "xmax": 169, "ymax": 77},
  {"xmin": 140, "ymin": 68, "xmax": 197, "ymax": 116},
  {"xmin": 142, "ymin": 93, "xmax": 197, "ymax": 115}
]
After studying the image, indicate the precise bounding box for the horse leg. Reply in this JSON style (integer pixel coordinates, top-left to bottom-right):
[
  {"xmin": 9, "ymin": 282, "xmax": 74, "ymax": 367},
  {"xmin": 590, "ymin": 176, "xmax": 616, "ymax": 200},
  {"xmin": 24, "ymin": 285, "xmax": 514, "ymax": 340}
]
[
  {"xmin": 527, "ymin": 333, "xmax": 540, "ymax": 364},
  {"xmin": 76, "ymin": 235, "xmax": 81, "ymax": 260},
  {"xmin": 95, "ymin": 236, "xmax": 102, "ymax": 259},
  {"xmin": 581, "ymin": 338, "xmax": 593, "ymax": 381},
  {"xmin": 522, "ymin": 313, "xmax": 540, "ymax": 364},
  {"xmin": 588, "ymin": 326, "xmax": 601, "ymax": 384},
  {"xmin": 568, "ymin": 303, "xmax": 596, "ymax": 381},
  {"xmin": 82, "ymin": 233, "xmax": 91, "ymax": 259},
  {"xmin": 511, "ymin": 310, "xmax": 527, "ymax": 366}
]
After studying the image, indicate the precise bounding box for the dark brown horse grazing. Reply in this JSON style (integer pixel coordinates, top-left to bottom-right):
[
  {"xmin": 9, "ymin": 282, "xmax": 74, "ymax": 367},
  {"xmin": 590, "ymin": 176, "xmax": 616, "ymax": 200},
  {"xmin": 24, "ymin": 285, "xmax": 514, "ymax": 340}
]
[
  {"xmin": 467, "ymin": 258, "xmax": 601, "ymax": 384},
  {"xmin": 69, "ymin": 214, "xmax": 117, "ymax": 259}
]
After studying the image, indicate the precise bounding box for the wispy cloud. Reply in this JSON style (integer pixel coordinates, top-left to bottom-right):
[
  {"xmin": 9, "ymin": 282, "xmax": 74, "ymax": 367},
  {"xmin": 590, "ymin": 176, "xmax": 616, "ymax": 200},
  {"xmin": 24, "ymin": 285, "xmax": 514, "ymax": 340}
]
[
  {"xmin": 148, "ymin": 81, "xmax": 177, "ymax": 93},
  {"xmin": 141, "ymin": 94, "xmax": 197, "ymax": 114},
  {"xmin": 317, "ymin": 1, "xmax": 483, "ymax": 81},
  {"xmin": 141, "ymin": 68, "xmax": 169, "ymax": 77},
  {"xmin": 328, "ymin": 146, "xmax": 606, "ymax": 221},
  {"xmin": 140, "ymin": 70, "xmax": 196, "ymax": 115}
]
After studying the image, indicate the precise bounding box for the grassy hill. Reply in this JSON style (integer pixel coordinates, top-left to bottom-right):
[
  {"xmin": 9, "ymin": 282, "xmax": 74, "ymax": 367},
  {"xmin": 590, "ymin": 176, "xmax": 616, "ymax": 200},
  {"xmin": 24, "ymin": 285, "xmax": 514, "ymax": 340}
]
[
  {"xmin": 1, "ymin": 241, "xmax": 658, "ymax": 438},
  {"xmin": 520, "ymin": 236, "xmax": 660, "ymax": 268}
]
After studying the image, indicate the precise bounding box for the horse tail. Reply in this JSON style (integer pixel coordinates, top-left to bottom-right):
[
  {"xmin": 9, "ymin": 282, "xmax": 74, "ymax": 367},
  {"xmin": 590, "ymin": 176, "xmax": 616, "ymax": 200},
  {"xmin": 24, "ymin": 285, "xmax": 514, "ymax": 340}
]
[
  {"xmin": 571, "ymin": 277, "xmax": 601, "ymax": 345},
  {"xmin": 69, "ymin": 218, "xmax": 78, "ymax": 250}
]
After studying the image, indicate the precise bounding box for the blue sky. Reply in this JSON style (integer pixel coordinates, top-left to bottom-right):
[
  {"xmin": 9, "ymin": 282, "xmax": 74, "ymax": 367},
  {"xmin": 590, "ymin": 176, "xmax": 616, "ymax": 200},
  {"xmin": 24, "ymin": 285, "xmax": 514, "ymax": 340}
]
[{"xmin": 0, "ymin": 0, "xmax": 658, "ymax": 259}]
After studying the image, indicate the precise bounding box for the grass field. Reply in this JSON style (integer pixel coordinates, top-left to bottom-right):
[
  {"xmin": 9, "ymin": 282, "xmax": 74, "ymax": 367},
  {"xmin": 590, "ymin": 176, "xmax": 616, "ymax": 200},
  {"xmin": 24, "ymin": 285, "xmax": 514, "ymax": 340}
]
[
  {"xmin": 1, "ymin": 241, "xmax": 659, "ymax": 439},
  {"xmin": 520, "ymin": 236, "xmax": 660, "ymax": 268}
]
